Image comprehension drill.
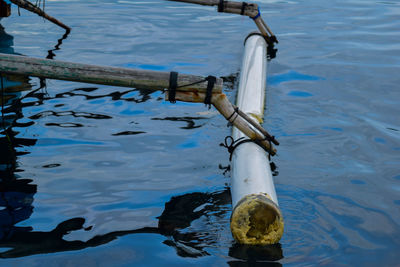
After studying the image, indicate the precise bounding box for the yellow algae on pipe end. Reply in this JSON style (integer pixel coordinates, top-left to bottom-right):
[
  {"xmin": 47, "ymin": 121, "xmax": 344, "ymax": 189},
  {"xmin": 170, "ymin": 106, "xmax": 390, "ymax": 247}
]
[{"xmin": 230, "ymin": 193, "xmax": 284, "ymax": 245}]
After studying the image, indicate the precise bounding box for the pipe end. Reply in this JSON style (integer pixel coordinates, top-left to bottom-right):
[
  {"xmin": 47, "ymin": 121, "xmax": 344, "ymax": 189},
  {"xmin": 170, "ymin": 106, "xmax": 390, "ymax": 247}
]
[{"xmin": 231, "ymin": 193, "xmax": 284, "ymax": 245}]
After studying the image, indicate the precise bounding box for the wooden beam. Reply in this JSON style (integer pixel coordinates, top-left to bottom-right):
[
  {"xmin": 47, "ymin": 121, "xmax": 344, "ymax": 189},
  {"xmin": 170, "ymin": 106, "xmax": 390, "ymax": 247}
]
[{"xmin": 0, "ymin": 53, "xmax": 223, "ymax": 93}]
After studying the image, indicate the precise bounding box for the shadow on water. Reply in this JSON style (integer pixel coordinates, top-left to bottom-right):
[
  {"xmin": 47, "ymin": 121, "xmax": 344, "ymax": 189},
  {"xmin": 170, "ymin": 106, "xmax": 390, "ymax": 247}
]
[
  {"xmin": 0, "ymin": 191, "xmax": 230, "ymax": 258},
  {"xmin": 151, "ymin": 116, "xmax": 208, "ymax": 129},
  {"xmin": 228, "ymin": 246, "xmax": 283, "ymax": 266},
  {"xmin": 0, "ymin": 26, "xmax": 283, "ymax": 264},
  {"xmin": 46, "ymin": 31, "xmax": 70, "ymax": 60},
  {"xmin": 55, "ymin": 86, "xmax": 154, "ymax": 103}
]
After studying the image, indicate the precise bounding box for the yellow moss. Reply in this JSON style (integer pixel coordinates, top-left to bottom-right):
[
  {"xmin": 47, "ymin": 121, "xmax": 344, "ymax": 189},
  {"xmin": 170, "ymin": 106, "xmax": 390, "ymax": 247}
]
[{"xmin": 230, "ymin": 194, "xmax": 284, "ymax": 245}]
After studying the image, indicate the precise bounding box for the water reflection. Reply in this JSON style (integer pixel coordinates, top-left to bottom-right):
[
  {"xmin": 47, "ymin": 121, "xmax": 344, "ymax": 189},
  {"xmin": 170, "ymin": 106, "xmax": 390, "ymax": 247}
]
[
  {"xmin": 0, "ymin": 129, "xmax": 36, "ymax": 242},
  {"xmin": 151, "ymin": 116, "xmax": 208, "ymax": 129},
  {"xmin": 0, "ymin": 24, "xmax": 37, "ymax": 251},
  {"xmin": 46, "ymin": 31, "xmax": 70, "ymax": 60},
  {"xmin": 229, "ymin": 243, "xmax": 283, "ymax": 263},
  {"xmin": 0, "ymin": 188, "xmax": 283, "ymax": 263},
  {"xmin": 0, "ymin": 190, "xmax": 225, "ymax": 258},
  {"xmin": 55, "ymin": 87, "xmax": 153, "ymax": 103}
]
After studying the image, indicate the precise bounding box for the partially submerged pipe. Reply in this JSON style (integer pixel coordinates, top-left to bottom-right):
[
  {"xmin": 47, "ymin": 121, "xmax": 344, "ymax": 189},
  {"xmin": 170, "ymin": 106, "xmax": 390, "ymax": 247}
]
[
  {"xmin": 0, "ymin": 53, "xmax": 223, "ymax": 93},
  {"xmin": 230, "ymin": 34, "xmax": 283, "ymax": 245}
]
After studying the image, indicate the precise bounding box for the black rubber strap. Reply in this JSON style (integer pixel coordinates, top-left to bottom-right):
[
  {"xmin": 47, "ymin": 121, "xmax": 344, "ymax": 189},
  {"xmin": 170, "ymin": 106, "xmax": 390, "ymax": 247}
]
[
  {"xmin": 218, "ymin": 0, "xmax": 224, "ymax": 12},
  {"xmin": 226, "ymin": 106, "xmax": 239, "ymax": 125},
  {"xmin": 244, "ymin": 31, "xmax": 264, "ymax": 45},
  {"xmin": 169, "ymin": 71, "xmax": 178, "ymax": 103},
  {"xmin": 220, "ymin": 136, "xmax": 274, "ymax": 161},
  {"xmin": 241, "ymin": 2, "xmax": 248, "ymax": 15},
  {"xmin": 204, "ymin": 75, "xmax": 216, "ymax": 108}
]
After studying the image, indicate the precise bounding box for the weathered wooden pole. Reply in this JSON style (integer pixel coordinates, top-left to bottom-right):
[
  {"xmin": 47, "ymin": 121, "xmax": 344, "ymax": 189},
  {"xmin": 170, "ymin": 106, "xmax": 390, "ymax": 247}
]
[
  {"xmin": 9, "ymin": 0, "xmax": 71, "ymax": 32},
  {"xmin": 0, "ymin": 53, "xmax": 223, "ymax": 93},
  {"xmin": 168, "ymin": 0, "xmax": 278, "ymax": 44}
]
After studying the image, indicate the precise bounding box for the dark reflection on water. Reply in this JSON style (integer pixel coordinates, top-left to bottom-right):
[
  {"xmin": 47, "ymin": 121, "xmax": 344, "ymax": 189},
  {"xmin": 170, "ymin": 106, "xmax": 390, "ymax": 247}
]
[
  {"xmin": 29, "ymin": 110, "xmax": 112, "ymax": 120},
  {"xmin": 112, "ymin": 131, "xmax": 146, "ymax": 136},
  {"xmin": 151, "ymin": 116, "xmax": 208, "ymax": 129},
  {"xmin": 56, "ymin": 87, "xmax": 154, "ymax": 103},
  {"xmin": 229, "ymin": 243, "xmax": 283, "ymax": 261},
  {"xmin": 0, "ymin": 29, "xmax": 37, "ymax": 259},
  {"xmin": 0, "ymin": 129, "xmax": 37, "ymax": 243},
  {"xmin": 46, "ymin": 31, "xmax": 70, "ymax": 60},
  {"xmin": 23, "ymin": 87, "xmax": 153, "ymax": 106},
  {"xmin": 0, "ymin": 187, "xmax": 283, "ymax": 262}
]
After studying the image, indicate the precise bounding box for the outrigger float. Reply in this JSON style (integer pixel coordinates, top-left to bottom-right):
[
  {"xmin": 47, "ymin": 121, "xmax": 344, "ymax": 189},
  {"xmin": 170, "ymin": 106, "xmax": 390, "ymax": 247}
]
[
  {"xmin": 0, "ymin": 0, "xmax": 283, "ymax": 245},
  {"xmin": 230, "ymin": 33, "xmax": 283, "ymax": 244}
]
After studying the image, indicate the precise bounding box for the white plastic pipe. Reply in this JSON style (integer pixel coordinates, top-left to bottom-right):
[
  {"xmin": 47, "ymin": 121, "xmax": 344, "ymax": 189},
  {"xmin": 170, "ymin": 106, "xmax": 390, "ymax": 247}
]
[{"xmin": 230, "ymin": 34, "xmax": 283, "ymax": 245}]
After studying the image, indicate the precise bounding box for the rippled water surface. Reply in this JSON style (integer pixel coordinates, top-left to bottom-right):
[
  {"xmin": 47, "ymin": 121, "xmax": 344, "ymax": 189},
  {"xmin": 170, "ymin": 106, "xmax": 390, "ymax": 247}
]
[{"xmin": 1, "ymin": 0, "xmax": 399, "ymax": 266}]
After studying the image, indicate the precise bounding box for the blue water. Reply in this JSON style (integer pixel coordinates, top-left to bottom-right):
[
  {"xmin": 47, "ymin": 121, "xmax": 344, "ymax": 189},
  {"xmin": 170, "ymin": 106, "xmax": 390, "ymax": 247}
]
[{"xmin": 1, "ymin": 0, "xmax": 399, "ymax": 266}]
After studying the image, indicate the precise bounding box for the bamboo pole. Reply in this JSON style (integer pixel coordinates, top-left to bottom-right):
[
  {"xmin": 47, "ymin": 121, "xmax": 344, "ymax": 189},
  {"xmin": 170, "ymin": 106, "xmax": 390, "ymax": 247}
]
[
  {"xmin": 230, "ymin": 34, "xmax": 283, "ymax": 245},
  {"xmin": 9, "ymin": 0, "xmax": 71, "ymax": 32},
  {"xmin": 168, "ymin": 0, "xmax": 277, "ymax": 44},
  {"xmin": 0, "ymin": 53, "xmax": 223, "ymax": 93},
  {"xmin": 166, "ymin": 91, "xmax": 276, "ymax": 155},
  {"xmin": 233, "ymin": 104, "xmax": 279, "ymax": 146},
  {"xmin": 169, "ymin": 0, "xmax": 257, "ymax": 16}
]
